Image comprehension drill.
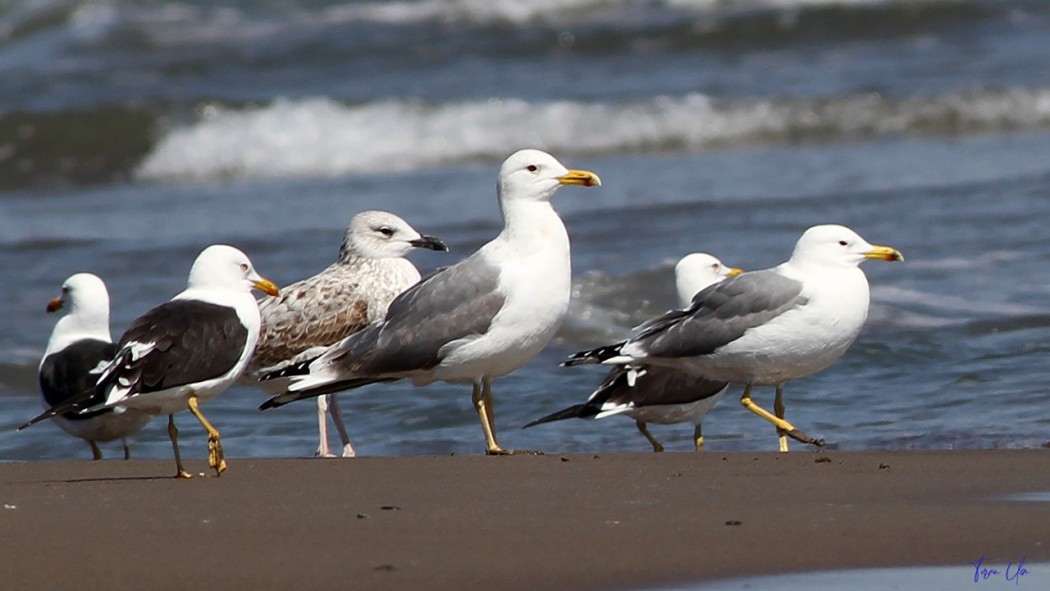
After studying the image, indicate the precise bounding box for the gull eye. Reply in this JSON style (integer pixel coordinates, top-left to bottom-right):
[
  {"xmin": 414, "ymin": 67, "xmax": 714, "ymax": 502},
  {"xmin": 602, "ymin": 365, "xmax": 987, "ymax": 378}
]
[
  {"xmin": 240, "ymin": 263, "xmax": 249, "ymax": 272},
  {"xmin": 377, "ymin": 226, "xmax": 394, "ymax": 237},
  {"xmin": 838, "ymin": 240, "xmax": 848, "ymax": 246},
  {"xmin": 526, "ymin": 164, "xmax": 538, "ymax": 173}
]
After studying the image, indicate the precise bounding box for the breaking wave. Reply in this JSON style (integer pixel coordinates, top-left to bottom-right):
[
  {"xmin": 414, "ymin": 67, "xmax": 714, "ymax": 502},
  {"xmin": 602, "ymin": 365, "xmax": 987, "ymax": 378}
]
[{"xmin": 136, "ymin": 88, "xmax": 1050, "ymax": 182}]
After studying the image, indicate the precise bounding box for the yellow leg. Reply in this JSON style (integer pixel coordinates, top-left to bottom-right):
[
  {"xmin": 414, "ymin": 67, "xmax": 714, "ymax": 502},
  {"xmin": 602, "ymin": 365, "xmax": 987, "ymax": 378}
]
[
  {"xmin": 740, "ymin": 384, "xmax": 824, "ymax": 448},
  {"xmin": 168, "ymin": 414, "xmax": 192, "ymax": 479},
  {"xmin": 693, "ymin": 424, "xmax": 704, "ymax": 453},
  {"xmin": 89, "ymin": 441, "xmax": 102, "ymax": 461},
  {"xmin": 481, "ymin": 380, "xmax": 498, "ymax": 445},
  {"xmin": 636, "ymin": 420, "xmax": 664, "ymax": 453},
  {"xmin": 774, "ymin": 385, "xmax": 789, "ymax": 453},
  {"xmin": 187, "ymin": 395, "xmax": 226, "ymax": 476},
  {"xmin": 474, "ymin": 380, "xmax": 542, "ymax": 456},
  {"xmin": 473, "ymin": 381, "xmax": 503, "ymax": 454}
]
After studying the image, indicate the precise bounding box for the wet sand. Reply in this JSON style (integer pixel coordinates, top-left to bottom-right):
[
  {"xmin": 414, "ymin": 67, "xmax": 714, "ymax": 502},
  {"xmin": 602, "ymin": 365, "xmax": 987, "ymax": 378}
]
[{"xmin": 1, "ymin": 449, "xmax": 1047, "ymax": 590}]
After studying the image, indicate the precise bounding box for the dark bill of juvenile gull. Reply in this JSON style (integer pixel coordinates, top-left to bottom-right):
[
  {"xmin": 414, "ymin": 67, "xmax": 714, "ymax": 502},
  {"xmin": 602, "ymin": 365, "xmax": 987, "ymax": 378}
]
[
  {"xmin": 260, "ymin": 149, "xmax": 600, "ymax": 455},
  {"xmin": 526, "ymin": 254, "xmax": 741, "ymax": 452},
  {"xmin": 19, "ymin": 273, "xmax": 152, "ymax": 459},
  {"xmin": 565, "ymin": 225, "xmax": 903, "ymax": 452},
  {"xmin": 246, "ymin": 210, "xmax": 447, "ymax": 458}
]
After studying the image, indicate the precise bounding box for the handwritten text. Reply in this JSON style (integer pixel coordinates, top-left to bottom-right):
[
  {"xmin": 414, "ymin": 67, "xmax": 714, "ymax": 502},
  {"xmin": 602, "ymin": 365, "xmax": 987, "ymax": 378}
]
[{"xmin": 971, "ymin": 556, "xmax": 1029, "ymax": 585}]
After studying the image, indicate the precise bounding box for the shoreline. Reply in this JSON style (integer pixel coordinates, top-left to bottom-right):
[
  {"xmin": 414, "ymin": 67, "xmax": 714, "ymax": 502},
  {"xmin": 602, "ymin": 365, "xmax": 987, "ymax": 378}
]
[{"xmin": 2, "ymin": 449, "xmax": 1048, "ymax": 590}]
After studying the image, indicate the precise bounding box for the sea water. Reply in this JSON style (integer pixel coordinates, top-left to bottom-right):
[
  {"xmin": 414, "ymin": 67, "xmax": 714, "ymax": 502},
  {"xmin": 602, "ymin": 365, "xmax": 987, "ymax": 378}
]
[{"xmin": 1, "ymin": 0, "xmax": 1049, "ymax": 461}]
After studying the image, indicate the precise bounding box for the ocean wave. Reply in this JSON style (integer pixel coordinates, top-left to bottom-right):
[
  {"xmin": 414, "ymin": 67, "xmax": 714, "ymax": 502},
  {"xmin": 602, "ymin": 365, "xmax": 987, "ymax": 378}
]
[
  {"xmin": 317, "ymin": 0, "xmax": 960, "ymax": 26},
  {"xmin": 136, "ymin": 88, "xmax": 1050, "ymax": 183},
  {"xmin": 0, "ymin": 0, "xmax": 999, "ymax": 49}
]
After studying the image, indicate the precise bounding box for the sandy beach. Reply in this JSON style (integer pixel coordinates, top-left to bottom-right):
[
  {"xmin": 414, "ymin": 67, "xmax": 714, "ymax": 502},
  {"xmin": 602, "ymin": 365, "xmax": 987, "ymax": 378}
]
[{"xmin": 1, "ymin": 449, "xmax": 1047, "ymax": 590}]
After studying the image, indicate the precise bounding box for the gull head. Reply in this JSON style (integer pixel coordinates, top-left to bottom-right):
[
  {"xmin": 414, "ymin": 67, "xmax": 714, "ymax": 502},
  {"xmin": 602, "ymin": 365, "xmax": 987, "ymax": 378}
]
[
  {"xmin": 674, "ymin": 253, "xmax": 743, "ymax": 306},
  {"xmin": 790, "ymin": 224, "xmax": 904, "ymax": 269},
  {"xmin": 47, "ymin": 272, "xmax": 109, "ymax": 316},
  {"xmin": 341, "ymin": 210, "xmax": 448, "ymax": 261},
  {"xmin": 187, "ymin": 244, "xmax": 280, "ymax": 296},
  {"xmin": 497, "ymin": 149, "xmax": 601, "ymax": 204}
]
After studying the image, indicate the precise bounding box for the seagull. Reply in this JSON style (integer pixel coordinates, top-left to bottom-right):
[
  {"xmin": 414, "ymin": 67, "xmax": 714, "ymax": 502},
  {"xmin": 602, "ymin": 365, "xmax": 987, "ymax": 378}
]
[
  {"xmin": 19, "ymin": 273, "xmax": 152, "ymax": 459},
  {"xmin": 565, "ymin": 225, "xmax": 903, "ymax": 452},
  {"xmin": 259, "ymin": 149, "xmax": 600, "ymax": 455},
  {"xmin": 33, "ymin": 245, "xmax": 279, "ymax": 477},
  {"xmin": 247, "ymin": 210, "xmax": 448, "ymax": 458},
  {"xmin": 524, "ymin": 254, "xmax": 742, "ymax": 452}
]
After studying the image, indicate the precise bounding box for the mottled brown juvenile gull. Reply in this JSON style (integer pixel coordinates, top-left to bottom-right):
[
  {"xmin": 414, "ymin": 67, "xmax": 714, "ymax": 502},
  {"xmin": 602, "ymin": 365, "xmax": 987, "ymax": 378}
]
[
  {"xmin": 260, "ymin": 149, "xmax": 600, "ymax": 455},
  {"xmin": 31, "ymin": 245, "xmax": 279, "ymax": 477},
  {"xmin": 525, "ymin": 254, "xmax": 741, "ymax": 452},
  {"xmin": 18, "ymin": 273, "xmax": 152, "ymax": 459},
  {"xmin": 247, "ymin": 210, "xmax": 447, "ymax": 458},
  {"xmin": 566, "ymin": 225, "xmax": 903, "ymax": 451}
]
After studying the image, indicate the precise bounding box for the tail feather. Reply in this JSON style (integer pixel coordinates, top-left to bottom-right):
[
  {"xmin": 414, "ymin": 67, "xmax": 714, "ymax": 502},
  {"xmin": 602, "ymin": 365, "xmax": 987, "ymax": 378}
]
[{"xmin": 562, "ymin": 341, "xmax": 626, "ymax": 367}]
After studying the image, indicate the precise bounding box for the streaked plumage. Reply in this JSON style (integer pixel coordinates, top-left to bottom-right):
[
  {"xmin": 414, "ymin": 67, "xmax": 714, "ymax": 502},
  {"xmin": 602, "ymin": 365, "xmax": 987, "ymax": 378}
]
[
  {"xmin": 260, "ymin": 149, "xmax": 600, "ymax": 455},
  {"xmin": 247, "ymin": 210, "xmax": 447, "ymax": 457}
]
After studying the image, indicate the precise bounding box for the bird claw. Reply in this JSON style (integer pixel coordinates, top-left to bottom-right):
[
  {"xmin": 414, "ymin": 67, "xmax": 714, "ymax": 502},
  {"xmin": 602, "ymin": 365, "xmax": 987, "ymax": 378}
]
[
  {"xmin": 208, "ymin": 436, "xmax": 226, "ymax": 476},
  {"xmin": 785, "ymin": 427, "xmax": 825, "ymax": 447}
]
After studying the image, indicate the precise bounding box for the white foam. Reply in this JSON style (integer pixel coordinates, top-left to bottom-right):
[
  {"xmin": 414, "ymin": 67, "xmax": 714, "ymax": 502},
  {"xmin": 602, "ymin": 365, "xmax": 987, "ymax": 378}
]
[
  {"xmin": 136, "ymin": 88, "xmax": 1050, "ymax": 183},
  {"xmin": 290, "ymin": 0, "xmax": 960, "ymax": 28},
  {"xmin": 323, "ymin": 0, "xmax": 613, "ymax": 26},
  {"xmin": 88, "ymin": 0, "xmax": 616, "ymax": 47},
  {"xmin": 0, "ymin": 0, "xmax": 978, "ymax": 51}
]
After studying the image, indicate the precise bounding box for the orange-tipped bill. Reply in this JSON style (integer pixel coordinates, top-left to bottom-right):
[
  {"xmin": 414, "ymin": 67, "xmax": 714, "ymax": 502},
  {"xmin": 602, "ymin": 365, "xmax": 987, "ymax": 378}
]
[
  {"xmin": 254, "ymin": 278, "xmax": 280, "ymax": 296},
  {"xmin": 865, "ymin": 245, "xmax": 904, "ymax": 262}
]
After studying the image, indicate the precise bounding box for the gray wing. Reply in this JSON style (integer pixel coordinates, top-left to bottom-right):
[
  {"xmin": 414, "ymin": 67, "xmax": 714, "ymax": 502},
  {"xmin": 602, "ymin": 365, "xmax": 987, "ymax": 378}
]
[
  {"xmin": 632, "ymin": 270, "xmax": 807, "ymax": 358},
  {"xmin": 320, "ymin": 255, "xmax": 506, "ymax": 377}
]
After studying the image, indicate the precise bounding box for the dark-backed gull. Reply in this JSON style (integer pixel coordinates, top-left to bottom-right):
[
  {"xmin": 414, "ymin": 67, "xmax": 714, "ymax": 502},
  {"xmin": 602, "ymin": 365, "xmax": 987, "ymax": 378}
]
[
  {"xmin": 566, "ymin": 225, "xmax": 902, "ymax": 452},
  {"xmin": 19, "ymin": 273, "xmax": 152, "ymax": 459},
  {"xmin": 526, "ymin": 254, "xmax": 741, "ymax": 452},
  {"xmin": 40, "ymin": 245, "xmax": 278, "ymax": 477}
]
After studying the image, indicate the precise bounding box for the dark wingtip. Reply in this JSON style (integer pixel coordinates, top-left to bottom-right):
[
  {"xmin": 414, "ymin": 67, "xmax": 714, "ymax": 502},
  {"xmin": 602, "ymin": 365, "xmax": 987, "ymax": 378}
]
[
  {"xmin": 522, "ymin": 404, "xmax": 593, "ymax": 429},
  {"xmin": 260, "ymin": 358, "xmax": 314, "ymax": 382},
  {"xmin": 258, "ymin": 397, "xmax": 286, "ymax": 411},
  {"xmin": 17, "ymin": 400, "xmax": 85, "ymax": 431},
  {"xmin": 15, "ymin": 416, "xmax": 42, "ymax": 431},
  {"xmin": 562, "ymin": 342, "xmax": 626, "ymax": 367}
]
